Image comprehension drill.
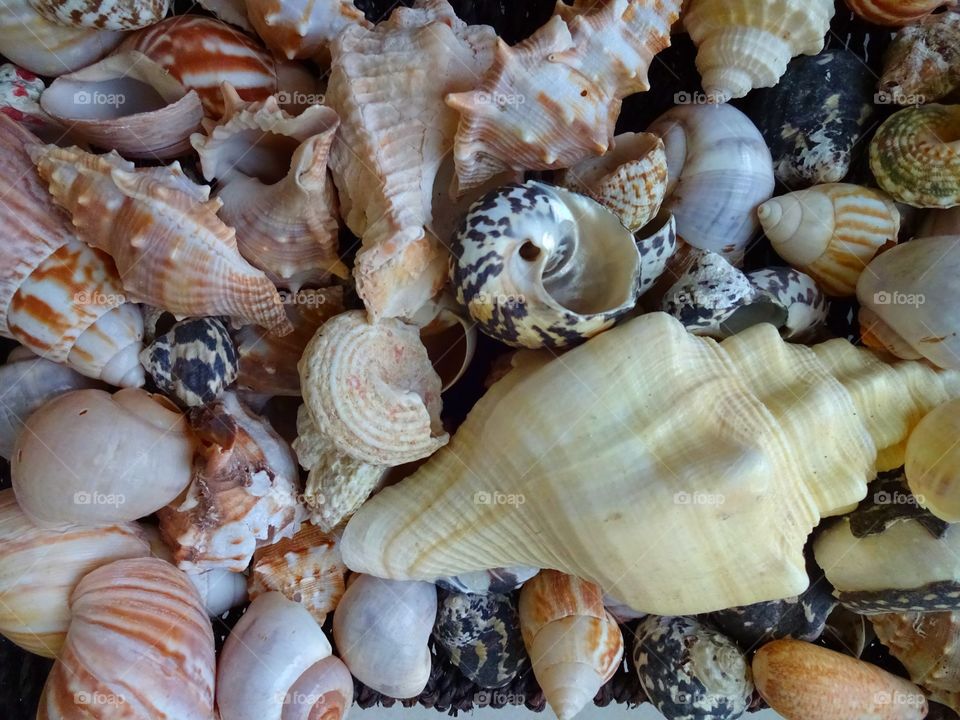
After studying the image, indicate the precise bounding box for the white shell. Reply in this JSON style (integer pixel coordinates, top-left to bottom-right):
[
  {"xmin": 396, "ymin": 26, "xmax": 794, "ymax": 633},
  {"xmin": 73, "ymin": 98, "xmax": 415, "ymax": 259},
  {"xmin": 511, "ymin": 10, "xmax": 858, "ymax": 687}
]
[{"xmin": 28, "ymin": 0, "xmax": 169, "ymax": 30}]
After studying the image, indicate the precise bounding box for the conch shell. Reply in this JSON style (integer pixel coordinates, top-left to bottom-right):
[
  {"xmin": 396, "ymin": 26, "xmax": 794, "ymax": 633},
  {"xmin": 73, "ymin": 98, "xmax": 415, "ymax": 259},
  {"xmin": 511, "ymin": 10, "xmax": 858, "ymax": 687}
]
[
  {"xmin": 36, "ymin": 558, "xmax": 216, "ymax": 720},
  {"xmin": 683, "ymin": 0, "xmax": 836, "ymax": 102},
  {"xmin": 845, "ymin": 0, "xmax": 957, "ymax": 26},
  {"xmin": 881, "ymin": 11, "xmax": 960, "ymax": 105},
  {"xmin": 28, "ymin": 0, "xmax": 168, "ymax": 29},
  {"xmin": 29, "ymin": 143, "xmax": 293, "ymax": 335},
  {"xmin": 326, "ymin": 0, "xmax": 497, "ymax": 319},
  {"xmin": 192, "ymin": 86, "xmax": 347, "ymax": 290},
  {"xmin": 244, "ymin": 0, "xmax": 369, "ymax": 59},
  {"xmin": 519, "ymin": 571, "xmax": 623, "ymax": 720},
  {"xmin": 906, "ymin": 399, "xmax": 960, "ymax": 522},
  {"xmin": 342, "ymin": 312, "xmax": 960, "ymax": 615}
]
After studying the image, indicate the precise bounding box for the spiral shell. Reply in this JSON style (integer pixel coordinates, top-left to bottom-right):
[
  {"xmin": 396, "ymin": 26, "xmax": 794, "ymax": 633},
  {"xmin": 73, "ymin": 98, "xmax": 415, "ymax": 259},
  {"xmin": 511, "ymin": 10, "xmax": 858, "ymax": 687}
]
[
  {"xmin": 905, "ymin": 399, "xmax": 960, "ymax": 522},
  {"xmin": 845, "ymin": 0, "xmax": 957, "ymax": 26},
  {"xmin": 244, "ymin": 0, "xmax": 369, "ymax": 59},
  {"xmin": 881, "ymin": 11, "xmax": 960, "ymax": 106}
]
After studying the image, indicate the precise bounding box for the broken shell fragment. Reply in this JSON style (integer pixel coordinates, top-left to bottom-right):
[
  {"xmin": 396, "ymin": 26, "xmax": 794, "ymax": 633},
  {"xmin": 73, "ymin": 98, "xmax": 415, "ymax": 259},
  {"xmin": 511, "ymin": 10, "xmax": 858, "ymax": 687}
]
[
  {"xmin": 636, "ymin": 211, "xmax": 679, "ymax": 297},
  {"xmin": 881, "ymin": 12, "xmax": 960, "ymax": 105},
  {"xmin": 436, "ymin": 566, "xmax": 539, "ymax": 596},
  {"xmin": 746, "ymin": 268, "xmax": 830, "ymax": 341},
  {"xmin": 905, "ymin": 399, "xmax": 960, "ymax": 523},
  {"xmin": 845, "ymin": 0, "xmax": 957, "ymax": 27},
  {"xmin": 413, "ymin": 293, "xmax": 478, "ymax": 393}
]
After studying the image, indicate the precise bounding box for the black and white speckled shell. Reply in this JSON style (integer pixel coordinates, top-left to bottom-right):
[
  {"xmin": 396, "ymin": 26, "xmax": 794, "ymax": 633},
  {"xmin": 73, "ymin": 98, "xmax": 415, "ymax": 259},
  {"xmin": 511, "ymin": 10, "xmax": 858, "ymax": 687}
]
[
  {"xmin": 746, "ymin": 268, "xmax": 830, "ymax": 341},
  {"xmin": 848, "ymin": 474, "xmax": 949, "ymax": 540},
  {"xmin": 838, "ymin": 580, "xmax": 960, "ymax": 615},
  {"xmin": 139, "ymin": 317, "xmax": 239, "ymax": 407},
  {"xmin": 634, "ymin": 616, "xmax": 753, "ymax": 720},
  {"xmin": 637, "ymin": 211, "xmax": 678, "ymax": 296},
  {"xmin": 745, "ymin": 50, "xmax": 876, "ymax": 188},
  {"xmin": 436, "ymin": 567, "xmax": 539, "ymax": 595},
  {"xmin": 433, "ymin": 591, "xmax": 527, "ymax": 689}
]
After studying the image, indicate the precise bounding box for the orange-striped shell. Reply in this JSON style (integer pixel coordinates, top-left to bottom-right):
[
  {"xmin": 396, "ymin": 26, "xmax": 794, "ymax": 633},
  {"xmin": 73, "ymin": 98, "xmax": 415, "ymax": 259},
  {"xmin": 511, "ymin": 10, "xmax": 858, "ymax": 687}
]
[{"xmin": 844, "ymin": 0, "xmax": 957, "ymax": 26}]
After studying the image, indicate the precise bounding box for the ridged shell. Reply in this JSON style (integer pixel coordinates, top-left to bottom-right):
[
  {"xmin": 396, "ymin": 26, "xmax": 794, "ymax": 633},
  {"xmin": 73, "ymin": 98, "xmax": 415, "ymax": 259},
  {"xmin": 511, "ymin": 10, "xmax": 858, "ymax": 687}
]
[
  {"xmin": 29, "ymin": 144, "xmax": 293, "ymax": 335},
  {"xmin": 245, "ymin": 0, "xmax": 369, "ymax": 59},
  {"xmin": 845, "ymin": 0, "xmax": 957, "ymax": 26},
  {"xmin": 905, "ymin": 399, "xmax": 960, "ymax": 522},
  {"xmin": 881, "ymin": 12, "xmax": 960, "ymax": 105},
  {"xmin": 759, "ymin": 184, "xmax": 901, "ymax": 297},
  {"xmin": 36, "ymin": 558, "xmax": 216, "ymax": 720},
  {"xmin": 451, "ymin": 181, "xmax": 641, "ymax": 349},
  {"xmin": 870, "ymin": 105, "xmax": 960, "ymax": 209},
  {"xmin": 158, "ymin": 392, "xmax": 302, "ymax": 572},
  {"xmin": 753, "ymin": 639, "xmax": 928, "ymax": 720},
  {"xmin": 436, "ymin": 566, "xmax": 539, "ymax": 595},
  {"xmin": 519, "ymin": 571, "xmax": 623, "ymax": 720},
  {"xmin": 0, "ymin": 489, "xmax": 149, "ymax": 657},
  {"xmin": 327, "ymin": 0, "xmax": 497, "ymax": 320},
  {"xmin": 28, "ymin": 0, "xmax": 168, "ymax": 29}
]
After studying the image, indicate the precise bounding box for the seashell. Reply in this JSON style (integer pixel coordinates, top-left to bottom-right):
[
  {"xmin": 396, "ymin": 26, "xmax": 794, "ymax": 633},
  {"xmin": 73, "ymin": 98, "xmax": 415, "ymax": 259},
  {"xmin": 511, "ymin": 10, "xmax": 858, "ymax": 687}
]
[
  {"xmin": 333, "ymin": 575, "xmax": 437, "ymax": 699},
  {"xmin": 249, "ymin": 522, "xmax": 346, "ymax": 625},
  {"xmin": 433, "ymin": 591, "xmax": 527, "ymax": 689},
  {"xmin": 845, "ymin": 0, "xmax": 957, "ymax": 27},
  {"xmin": 218, "ymin": 592, "xmax": 353, "ymax": 720},
  {"xmin": 519, "ymin": 570, "xmax": 623, "ymax": 720},
  {"xmin": 436, "ymin": 566, "xmax": 539, "ymax": 596},
  {"xmin": 298, "ymin": 310, "xmax": 448, "ymax": 466},
  {"xmin": 0, "ymin": 348, "xmax": 101, "ymax": 459},
  {"xmin": 12, "ymin": 388, "xmax": 194, "ymax": 527},
  {"xmin": 604, "ymin": 594, "xmax": 646, "ymax": 623},
  {"xmin": 822, "ymin": 606, "xmax": 872, "ymax": 658},
  {"xmin": 636, "ymin": 211, "xmax": 680, "ymax": 297},
  {"xmin": 192, "ymin": 86, "xmax": 347, "ymax": 291},
  {"xmin": 341, "ymin": 312, "xmax": 960, "ymax": 615},
  {"xmin": 29, "ymin": 143, "xmax": 293, "ymax": 335},
  {"xmin": 39, "ymin": 52, "xmax": 203, "ymax": 160},
  {"xmin": 412, "ymin": 292, "xmax": 478, "ymax": 393},
  {"xmin": 746, "ymin": 50, "xmax": 877, "ymax": 188},
  {"xmin": 0, "ymin": 0, "xmax": 123, "ymax": 77},
  {"xmin": 752, "ymin": 638, "xmax": 928, "ymax": 720},
  {"xmin": 197, "ymin": 0, "xmax": 251, "ymax": 29},
  {"xmin": 746, "ymin": 268, "xmax": 830, "ymax": 341},
  {"xmin": 140, "ymin": 317, "xmax": 239, "ymax": 408},
  {"xmin": 559, "ymin": 132, "xmax": 669, "ymax": 233},
  {"xmin": 857, "ymin": 236, "xmax": 960, "ymax": 369},
  {"xmin": 0, "ymin": 488, "xmax": 150, "ymax": 657},
  {"xmin": 647, "ymin": 104, "xmax": 775, "ymax": 264},
  {"xmin": 634, "ymin": 615, "xmax": 753, "ymax": 720},
  {"xmin": 36, "ymin": 557, "xmax": 216, "ymax": 720},
  {"xmin": 870, "ymin": 105, "xmax": 960, "ymax": 209},
  {"xmin": 0, "ymin": 116, "xmax": 145, "ymax": 387},
  {"xmin": 873, "ymin": 611, "xmax": 960, "ymax": 713},
  {"xmin": 0, "ymin": 63, "xmax": 58, "ymax": 136},
  {"xmin": 919, "ymin": 206, "xmax": 960, "ymax": 237},
  {"xmin": 759, "ymin": 184, "xmax": 901, "ymax": 297},
  {"xmin": 881, "ymin": 12, "xmax": 960, "ymax": 106},
  {"xmin": 188, "ymin": 568, "xmax": 249, "ymax": 617},
  {"xmin": 158, "ymin": 392, "xmax": 302, "ymax": 573},
  {"xmin": 245, "ymin": 0, "xmax": 369, "ymax": 60},
  {"xmin": 119, "ymin": 16, "xmax": 317, "ymax": 118},
  {"xmin": 846, "ymin": 473, "xmax": 945, "ymax": 538},
  {"xmin": 28, "ymin": 0, "xmax": 168, "ymax": 29},
  {"xmin": 327, "ymin": 1, "xmax": 497, "ymax": 320},
  {"xmin": 451, "ymin": 181, "xmax": 642, "ymax": 349},
  {"xmin": 683, "ymin": 0, "xmax": 836, "ymax": 103},
  {"xmin": 447, "ymin": 0, "xmax": 682, "ymax": 191},
  {"xmin": 906, "ymin": 399, "xmax": 960, "ymax": 522}
]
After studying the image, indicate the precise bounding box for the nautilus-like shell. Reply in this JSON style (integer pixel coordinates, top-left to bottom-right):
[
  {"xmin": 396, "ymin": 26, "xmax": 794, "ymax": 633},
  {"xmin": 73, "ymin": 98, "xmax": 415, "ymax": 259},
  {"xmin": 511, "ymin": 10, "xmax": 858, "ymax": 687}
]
[
  {"xmin": 845, "ymin": 0, "xmax": 957, "ymax": 26},
  {"xmin": 245, "ymin": 0, "xmax": 369, "ymax": 59},
  {"xmin": 36, "ymin": 558, "xmax": 216, "ymax": 720},
  {"xmin": 12, "ymin": 388, "xmax": 194, "ymax": 527},
  {"xmin": 0, "ymin": 489, "xmax": 150, "ymax": 657},
  {"xmin": 341, "ymin": 312, "xmax": 960, "ymax": 615},
  {"xmin": 906, "ymin": 399, "xmax": 960, "ymax": 523},
  {"xmin": 451, "ymin": 181, "xmax": 642, "ymax": 349},
  {"xmin": 881, "ymin": 12, "xmax": 960, "ymax": 106},
  {"xmin": 647, "ymin": 103, "xmax": 775, "ymax": 263},
  {"xmin": 158, "ymin": 392, "xmax": 302, "ymax": 572},
  {"xmin": 519, "ymin": 571, "xmax": 623, "ymax": 720},
  {"xmin": 29, "ymin": 143, "xmax": 293, "ymax": 335},
  {"xmin": 326, "ymin": 0, "xmax": 497, "ymax": 320},
  {"xmin": 0, "ymin": 116, "xmax": 144, "ymax": 387},
  {"xmin": 683, "ymin": 0, "xmax": 836, "ymax": 103},
  {"xmin": 759, "ymin": 184, "xmax": 901, "ymax": 297},
  {"xmin": 870, "ymin": 104, "xmax": 960, "ymax": 209},
  {"xmin": 28, "ymin": 0, "xmax": 168, "ymax": 29},
  {"xmin": 193, "ymin": 86, "xmax": 347, "ymax": 291}
]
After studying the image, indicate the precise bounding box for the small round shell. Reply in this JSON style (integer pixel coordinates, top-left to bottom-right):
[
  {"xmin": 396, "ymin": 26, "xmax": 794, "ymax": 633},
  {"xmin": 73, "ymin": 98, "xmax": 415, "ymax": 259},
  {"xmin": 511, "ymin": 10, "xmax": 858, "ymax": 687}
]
[
  {"xmin": 451, "ymin": 181, "xmax": 642, "ymax": 349},
  {"xmin": 436, "ymin": 566, "xmax": 539, "ymax": 595},
  {"xmin": 906, "ymin": 399, "xmax": 960, "ymax": 523}
]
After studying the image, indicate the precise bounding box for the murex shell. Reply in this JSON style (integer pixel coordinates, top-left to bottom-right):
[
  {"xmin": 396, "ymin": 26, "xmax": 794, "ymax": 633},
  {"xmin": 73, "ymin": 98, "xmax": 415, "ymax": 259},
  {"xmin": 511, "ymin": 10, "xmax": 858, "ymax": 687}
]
[
  {"xmin": 881, "ymin": 11, "xmax": 960, "ymax": 105},
  {"xmin": 906, "ymin": 399, "xmax": 960, "ymax": 522},
  {"xmin": 451, "ymin": 181, "xmax": 642, "ymax": 349},
  {"xmin": 341, "ymin": 312, "xmax": 960, "ymax": 615},
  {"xmin": 845, "ymin": 0, "xmax": 957, "ymax": 26}
]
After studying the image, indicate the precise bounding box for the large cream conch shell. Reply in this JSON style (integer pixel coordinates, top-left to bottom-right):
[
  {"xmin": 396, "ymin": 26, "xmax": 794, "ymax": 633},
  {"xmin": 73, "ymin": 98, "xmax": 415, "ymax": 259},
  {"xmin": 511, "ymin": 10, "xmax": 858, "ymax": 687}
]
[
  {"xmin": 342, "ymin": 312, "xmax": 960, "ymax": 615},
  {"xmin": 244, "ymin": 0, "xmax": 369, "ymax": 60},
  {"xmin": 683, "ymin": 0, "xmax": 836, "ymax": 103},
  {"xmin": 905, "ymin": 399, "xmax": 960, "ymax": 522}
]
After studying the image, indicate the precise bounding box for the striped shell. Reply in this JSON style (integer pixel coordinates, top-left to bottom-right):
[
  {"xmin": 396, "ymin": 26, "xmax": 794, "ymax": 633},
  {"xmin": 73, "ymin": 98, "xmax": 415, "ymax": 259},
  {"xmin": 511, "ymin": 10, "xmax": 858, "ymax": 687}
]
[
  {"xmin": 870, "ymin": 104, "xmax": 960, "ymax": 209},
  {"xmin": 28, "ymin": 0, "xmax": 169, "ymax": 30},
  {"xmin": 759, "ymin": 184, "xmax": 901, "ymax": 297},
  {"xmin": 905, "ymin": 398, "xmax": 960, "ymax": 523},
  {"xmin": 244, "ymin": 0, "xmax": 369, "ymax": 59},
  {"xmin": 36, "ymin": 558, "xmax": 216, "ymax": 720},
  {"xmin": 845, "ymin": 0, "xmax": 957, "ymax": 26},
  {"xmin": 881, "ymin": 11, "xmax": 960, "ymax": 105}
]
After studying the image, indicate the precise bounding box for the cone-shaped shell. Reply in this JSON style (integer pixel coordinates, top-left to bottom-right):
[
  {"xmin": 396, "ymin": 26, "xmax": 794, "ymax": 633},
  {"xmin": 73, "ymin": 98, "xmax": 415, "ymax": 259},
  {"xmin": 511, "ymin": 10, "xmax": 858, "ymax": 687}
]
[
  {"xmin": 846, "ymin": 0, "xmax": 957, "ymax": 26},
  {"xmin": 244, "ymin": 0, "xmax": 369, "ymax": 59},
  {"xmin": 906, "ymin": 399, "xmax": 960, "ymax": 522},
  {"xmin": 880, "ymin": 12, "xmax": 960, "ymax": 105},
  {"xmin": 28, "ymin": 0, "xmax": 168, "ymax": 29},
  {"xmin": 759, "ymin": 184, "xmax": 901, "ymax": 297},
  {"xmin": 342, "ymin": 312, "xmax": 960, "ymax": 615}
]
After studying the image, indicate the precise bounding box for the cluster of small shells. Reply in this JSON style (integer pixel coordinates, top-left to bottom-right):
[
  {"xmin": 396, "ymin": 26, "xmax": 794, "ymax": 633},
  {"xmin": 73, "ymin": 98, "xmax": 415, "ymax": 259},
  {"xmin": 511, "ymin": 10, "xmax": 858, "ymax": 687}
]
[{"xmin": 1, "ymin": 1, "xmax": 960, "ymax": 720}]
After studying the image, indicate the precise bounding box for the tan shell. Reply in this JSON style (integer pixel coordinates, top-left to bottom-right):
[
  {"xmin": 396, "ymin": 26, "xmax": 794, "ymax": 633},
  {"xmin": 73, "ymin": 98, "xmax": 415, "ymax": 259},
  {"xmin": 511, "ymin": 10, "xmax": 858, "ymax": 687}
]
[
  {"xmin": 244, "ymin": 0, "xmax": 369, "ymax": 60},
  {"xmin": 905, "ymin": 398, "xmax": 960, "ymax": 522},
  {"xmin": 28, "ymin": 0, "xmax": 168, "ymax": 29},
  {"xmin": 845, "ymin": 0, "xmax": 957, "ymax": 26},
  {"xmin": 880, "ymin": 11, "xmax": 960, "ymax": 105}
]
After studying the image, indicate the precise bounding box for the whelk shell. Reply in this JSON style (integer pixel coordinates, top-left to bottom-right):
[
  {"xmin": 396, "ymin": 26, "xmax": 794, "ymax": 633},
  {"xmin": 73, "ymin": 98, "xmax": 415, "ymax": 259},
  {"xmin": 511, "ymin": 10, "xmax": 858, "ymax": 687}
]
[
  {"xmin": 881, "ymin": 11, "xmax": 960, "ymax": 106},
  {"xmin": 845, "ymin": 0, "xmax": 957, "ymax": 26},
  {"xmin": 244, "ymin": 0, "xmax": 369, "ymax": 60},
  {"xmin": 905, "ymin": 399, "xmax": 960, "ymax": 522},
  {"xmin": 28, "ymin": 0, "xmax": 168, "ymax": 30}
]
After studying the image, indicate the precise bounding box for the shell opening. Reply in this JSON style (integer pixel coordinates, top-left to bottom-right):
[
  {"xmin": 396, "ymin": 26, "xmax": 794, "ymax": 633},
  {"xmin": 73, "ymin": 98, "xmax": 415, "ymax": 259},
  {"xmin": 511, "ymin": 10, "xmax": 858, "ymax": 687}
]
[
  {"xmin": 214, "ymin": 129, "xmax": 301, "ymax": 184},
  {"xmin": 42, "ymin": 77, "xmax": 169, "ymax": 121},
  {"xmin": 724, "ymin": 300, "xmax": 789, "ymax": 337}
]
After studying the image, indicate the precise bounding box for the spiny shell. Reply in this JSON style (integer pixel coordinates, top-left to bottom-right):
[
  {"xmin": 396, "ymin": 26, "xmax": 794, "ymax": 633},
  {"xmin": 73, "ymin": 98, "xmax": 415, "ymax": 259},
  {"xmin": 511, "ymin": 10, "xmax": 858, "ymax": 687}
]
[
  {"xmin": 29, "ymin": 144, "xmax": 293, "ymax": 335},
  {"xmin": 753, "ymin": 638, "xmax": 928, "ymax": 720},
  {"xmin": 436, "ymin": 566, "xmax": 539, "ymax": 596},
  {"xmin": 845, "ymin": 0, "xmax": 957, "ymax": 26},
  {"xmin": 881, "ymin": 11, "xmax": 960, "ymax": 105},
  {"xmin": 870, "ymin": 104, "xmax": 960, "ymax": 208},
  {"xmin": 906, "ymin": 398, "xmax": 960, "ymax": 522},
  {"xmin": 683, "ymin": 0, "xmax": 836, "ymax": 102},
  {"xmin": 36, "ymin": 558, "xmax": 216, "ymax": 720},
  {"xmin": 634, "ymin": 615, "xmax": 753, "ymax": 720},
  {"xmin": 140, "ymin": 317, "xmax": 239, "ymax": 408},
  {"xmin": 245, "ymin": 0, "xmax": 369, "ymax": 60},
  {"xmin": 759, "ymin": 184, "xmax": 901, "ymax": 297},
  {"xmin": 28, "ymin": 0, "xmax": 168, "ymax": 29},
  {"xmin": 451, "ymin": 181, "xmax": 642, "ymax": 349},
  {"xmin": 433, "ymin": 591, "xmax": 527, "ymax": 689}
]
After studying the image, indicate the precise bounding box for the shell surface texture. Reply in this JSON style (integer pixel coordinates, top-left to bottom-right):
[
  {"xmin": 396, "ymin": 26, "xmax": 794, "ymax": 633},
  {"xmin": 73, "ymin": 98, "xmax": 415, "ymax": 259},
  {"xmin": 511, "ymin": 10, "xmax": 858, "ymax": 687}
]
[
  {"xmin": 244, "ymin": 0, "xmax": 369, "ymax": 60},
  {"xmin": 746, "ymin": 267, "xmax": 830, "ymax": 341},
  {"xmin": 906, "ymin": 398, "xmax": 960, "ymax": 522},
  {"xmin": 0, "ymin": 63, "xmax": 56, "ymax": 134},
  {"xmin": 881, "ymin": 11, "xmax": 960, "ymax": 106},
  {"xmin": 636, "ymin": 210, "xmax": 680, "ymax": 297},
  {"xmin": 845, "ymin": 0, "xmax": 957, "ymax": 26},
  {"xmin": 29, "ymin": 143, "xmax": 293, "ymax": 335},
  {"xmin": 436, "ymin": 566, "xmax": 539, "ymax": 596},
  {"xmin": 451, "ymin": 181, "xmax": 642, "ymax": 349},
  {"xmin": 28, "ymin": 0, "xmax": 169, "ymax": 30}
]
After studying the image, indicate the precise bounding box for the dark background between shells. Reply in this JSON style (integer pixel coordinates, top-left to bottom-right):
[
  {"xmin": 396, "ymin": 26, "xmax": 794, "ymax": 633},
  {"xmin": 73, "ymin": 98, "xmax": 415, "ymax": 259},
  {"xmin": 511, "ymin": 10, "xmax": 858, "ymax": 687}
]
[{"xmin": 1, "ymin": 1, "xmax": 957, "ymax": 718}]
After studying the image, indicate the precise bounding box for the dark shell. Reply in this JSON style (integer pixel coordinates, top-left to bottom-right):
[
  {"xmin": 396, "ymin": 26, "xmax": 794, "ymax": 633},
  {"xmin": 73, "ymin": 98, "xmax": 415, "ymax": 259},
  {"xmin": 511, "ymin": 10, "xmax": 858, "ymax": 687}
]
[
  {"xmin": 848, "ymin": 474, "xmax": 949, "ymax": 540},
  {"xmin": 838, "ymin": 580, "xmax": 960, "ymax": 615},
  {"xmin": 436, "ymin": 567, "xmax": 538, "ymax": 595},
  {"xmin": 433, "ymin": 592, "xmax": 527, "ymax": 689},
  {"xmin": 745, "ymin": 50, "xmax": 876, "ymax": 188},
  {"xmin": 139, "ymin": 317, "xmax": 239, "ymax": 407},
  {"xmin": 633, "ymin": 616, "xmax": 753, "ymax": 720}
]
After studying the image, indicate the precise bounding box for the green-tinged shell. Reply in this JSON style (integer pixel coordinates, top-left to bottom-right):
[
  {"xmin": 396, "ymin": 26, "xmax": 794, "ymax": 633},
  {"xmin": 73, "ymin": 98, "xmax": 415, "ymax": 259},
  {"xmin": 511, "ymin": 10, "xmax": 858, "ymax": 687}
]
[{"xmin": 869, "ymin": 104, "xmax": 960, "ymax": 208}]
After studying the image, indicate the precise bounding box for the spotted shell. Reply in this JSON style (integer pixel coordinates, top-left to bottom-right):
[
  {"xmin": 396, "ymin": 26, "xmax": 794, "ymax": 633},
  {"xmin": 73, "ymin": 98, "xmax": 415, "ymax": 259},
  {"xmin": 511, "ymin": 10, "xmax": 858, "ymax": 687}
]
[
  {"xmin": 881, "ymin": 11, "xmax": 960, "ymax": 106},
  {"xmin": 436, "ymin": 566, "xmax": 539, "ymax": 595},
  {"xmin": 636, "ymin": 211, "xmax": 679, "ymax": 296},
  {"xmin": 0, "ymin": 63, "xmax": 55, "ymax": 135},
  {"xmin": 747, "ymin": 268, "xmax": 830, "ymax": 341},
  {"xmin": 845, "ymin": 0, "xmax": 957, "ymax": 26},
  {"xmin": 28, "ymin": 0, "xmax": 169, "ymax": 30}
]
